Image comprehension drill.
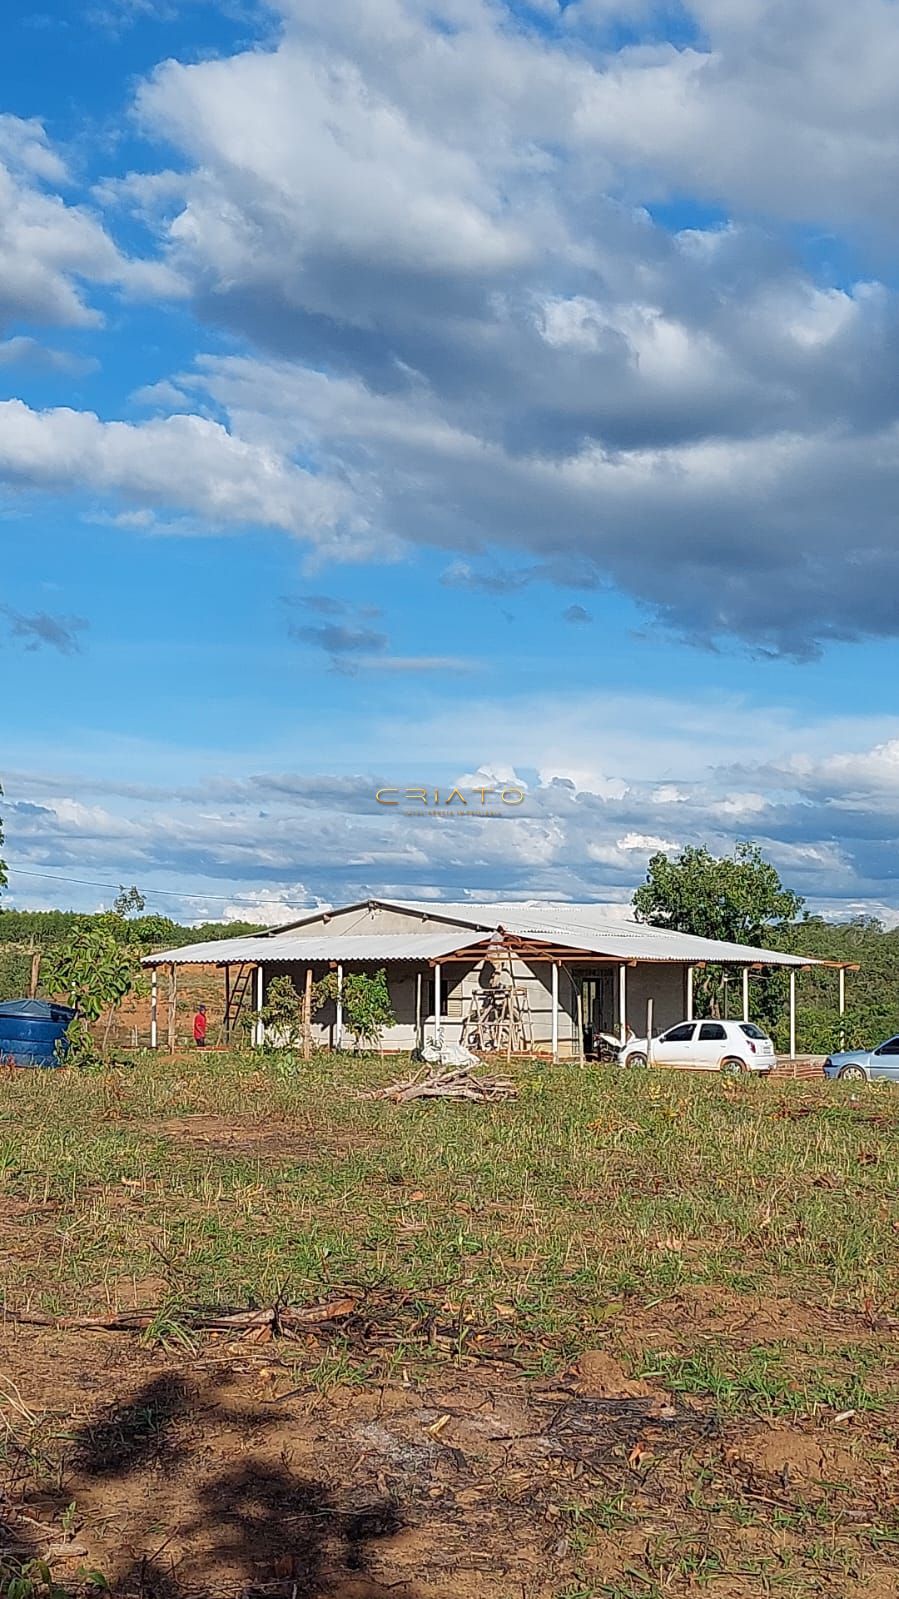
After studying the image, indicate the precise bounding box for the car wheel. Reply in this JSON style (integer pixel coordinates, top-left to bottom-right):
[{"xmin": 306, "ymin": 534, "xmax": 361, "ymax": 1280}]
[
  {"xmin": 720, "ymin": 1057, "xmax": 745, "ymax": 1077},
  {"xmin": 626, "ymin": 1051, "xmax": 648, "ymax": 1068},
  {"xmin": 838, "ymin": 1064, "xmax": 867, "ymax": 1083}
]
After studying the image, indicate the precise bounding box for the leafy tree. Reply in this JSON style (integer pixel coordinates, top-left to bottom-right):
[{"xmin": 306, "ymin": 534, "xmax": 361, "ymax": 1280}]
[
  {"xmin": 341, "ymin": 969, "xmax": 395, "ymax": 1050},
  {"xmin": 46, "ymin": 921, "xmax": 139, "ymax": 1067},
  {"xmin": 314, "ymin": 967, "xmax": 395, "ymax": 1051},
  {"xmin": 634, "ymin": 843, "xmax": 804, "ymax": 942},
  {"xmin": 260, "ymin": 975, "xmax": 304, "ymax": 1048},
  {"xmin": 634, "ymin": 843, "xmax": 804, "ymax": 1025},
  {"xmin": 113, "ymin": 884, "xmax": 146, "ymax": 918}
]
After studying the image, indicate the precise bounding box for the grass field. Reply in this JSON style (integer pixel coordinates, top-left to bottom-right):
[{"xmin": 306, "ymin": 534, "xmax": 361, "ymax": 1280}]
[{"xmin": 1, "ymin": 1050, "xmax": 899, "ymax": 1598}]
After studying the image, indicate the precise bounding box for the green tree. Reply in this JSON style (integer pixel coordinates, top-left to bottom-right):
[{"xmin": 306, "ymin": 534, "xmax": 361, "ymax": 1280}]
[
  {"xmin": 634, "ymin": 843, "xmax": 804, "ymax": 1025},
  {"xmin": 341, "ymin": 968, "xmax": 395, "ymax": 1050},
  {"xmin": 112, "ymin": 884, "xmax": 146, "ymax": 918},
  {"xmin": 314, "ymin": 967, "xmax": 395, "ymax": 1051},
  {"xmin": 260, "ymin": 975, "xmax": 303, "ymax": 1049},
  {"xmin": 46, "ymin": 920, "xmax": 139, "ymax": 1067}
]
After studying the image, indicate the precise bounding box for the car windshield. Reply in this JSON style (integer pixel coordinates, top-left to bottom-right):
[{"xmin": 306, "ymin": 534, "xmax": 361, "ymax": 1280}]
[{"xmin": 740, "ymin": 1023, "xmax": 767, "ymax": 1040}]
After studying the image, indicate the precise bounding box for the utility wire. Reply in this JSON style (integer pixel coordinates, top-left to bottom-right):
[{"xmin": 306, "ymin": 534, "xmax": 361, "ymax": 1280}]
[{"xmin": 5, "ymin": 864, "xmax": 287, "ymax": 910}]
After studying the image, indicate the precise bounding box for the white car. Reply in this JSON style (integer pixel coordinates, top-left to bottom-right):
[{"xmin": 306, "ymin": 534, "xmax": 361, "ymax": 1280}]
[{"xmin": 620, "ymin": 1019, "xmax": 776, "ymax": 1076}]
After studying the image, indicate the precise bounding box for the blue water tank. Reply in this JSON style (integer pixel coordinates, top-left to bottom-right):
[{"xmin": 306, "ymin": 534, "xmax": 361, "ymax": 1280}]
[{"xmin": 0, "ymin": 999, "xmax": 76, "ymax": 1068}]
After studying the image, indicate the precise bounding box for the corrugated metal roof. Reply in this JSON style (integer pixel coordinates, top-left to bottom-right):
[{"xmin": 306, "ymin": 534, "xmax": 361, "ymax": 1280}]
[
  {"xmin": 143, "ymin": 899, "xmax": 826, "ymax": 969},
  {"xmin": 141, "ymin": 930, "xmax": 478, "ymax": 967},
  {"xmin": 374, "ymin": 900, "xmax": 820, "ymax": 967}
]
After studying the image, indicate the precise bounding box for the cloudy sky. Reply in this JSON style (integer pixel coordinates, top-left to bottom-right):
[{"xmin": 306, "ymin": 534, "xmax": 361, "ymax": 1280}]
[{"xmin": 4, "ymin": 0, "xmax": 899, "ymax": 924}]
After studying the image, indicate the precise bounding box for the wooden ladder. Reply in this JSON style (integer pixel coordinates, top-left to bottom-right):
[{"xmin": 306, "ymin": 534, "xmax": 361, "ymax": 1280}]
[{"xmin": 224, "ymin": 963, "xmax": 255, "ymax": 1040}]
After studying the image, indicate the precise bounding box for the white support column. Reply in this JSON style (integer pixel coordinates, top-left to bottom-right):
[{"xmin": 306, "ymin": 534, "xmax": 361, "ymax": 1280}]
[
  {"xmin": 839, "ymin": 966, "xmax": 846, "ymax": 1050},
  {"xmin": 789, "ymin": 968, "xmax": 797, "ymax": 1059},
  {"xmin": 434, "ymin": 962, "xmax": 442, "ymax": 1041},
  {"xmin": 619, "ymin": 963, "xmax": 628, "ymax": 1043},
  {"xmin": 686, "ymin": 965, "xmax": 694, "ymax": 1022},
  {"xmin": 742, "ymin": 967, "xmax": 750, "ymax": 1023},
  {"xmin": 150, "ymin": 968, "xmax": 158, "ymax": 1049},
  {"xmin": 551, "ymin": 962, "xmax": 559, "ymax": 1061},
  {"xmin": 255, "ymin": 964, "xmax": 264, "ymax": 1048},
  {"xmin": 336, "ymin": 963, "xmax": 344, "ymax": 1049}
]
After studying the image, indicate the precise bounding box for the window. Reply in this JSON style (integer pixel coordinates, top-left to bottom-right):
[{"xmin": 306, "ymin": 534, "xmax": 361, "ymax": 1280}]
[
  {"xmin": 661, "ymin": 1023, "xmax": 696, "ymax": 1042},
  {"xmin": 698, "ymin": 1022, "xmax": 727, "ymax": 1041},
  {"xmin": 740, "ymin": 1023, "xmax": 767, "ymax": 1040},
  {"xmin": 876, "ymin": 1036, "xmax": 899, "ymax": 1056}
]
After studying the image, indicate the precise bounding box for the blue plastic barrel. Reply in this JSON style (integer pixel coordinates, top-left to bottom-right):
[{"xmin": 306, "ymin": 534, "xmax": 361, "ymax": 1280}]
[{"xmin": 0, "ymin": 999, "xmax": 76, "ymax": 1068}]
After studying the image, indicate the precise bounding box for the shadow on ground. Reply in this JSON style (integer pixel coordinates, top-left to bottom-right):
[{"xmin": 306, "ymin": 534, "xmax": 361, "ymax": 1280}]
[{"xmin": 67, "ymin": 1375, "xmax": 416, "ymax": 1599}]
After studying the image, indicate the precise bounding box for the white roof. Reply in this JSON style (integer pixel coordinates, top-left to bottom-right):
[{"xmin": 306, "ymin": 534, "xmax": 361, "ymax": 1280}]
[
  {"xmin": 143, "ymin": 898, "xmax": 825, "ymax": 968},
  {"xmin": 141, "ymin": 930, "xmax": 474, "ymax": 967},
  {"xmin": 375, "ymin": 900, "xmax": 817, "ymax": 967}
]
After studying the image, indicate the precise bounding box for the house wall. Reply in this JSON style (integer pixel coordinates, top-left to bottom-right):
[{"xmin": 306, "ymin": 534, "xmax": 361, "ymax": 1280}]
[
  {"xmin": 266, "ymin": 903, "xmax": 477, "ymax": 939},
  {"xmin": 260, "ymin": 956, "xmax": 687, "ymax": 1056},
  {"xmin": 621, "ymin": 964, "xmax": 686, "ymax": 1037}
]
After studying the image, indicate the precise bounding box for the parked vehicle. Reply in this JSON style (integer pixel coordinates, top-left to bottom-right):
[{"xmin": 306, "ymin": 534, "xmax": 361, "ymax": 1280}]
[
  {"xmin": 823, "ymin": 1035, "xmax": 899, "ymax": 1082},
  {"xmin": 619, "ymin": 1018, "xmax": 776, "ymax": 1076}
]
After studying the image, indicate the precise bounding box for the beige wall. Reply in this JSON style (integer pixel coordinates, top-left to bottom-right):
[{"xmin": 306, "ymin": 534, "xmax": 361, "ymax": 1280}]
[
  {"xmin": 269, "ymin": 902, "xmax": 477, "ymax": 938},
  {"xmin": 621, "ymin": 963, "xmax": 686, "ymax": 1037},
  {"xmin": 259, "ymin": 956, "xmax": 689, "ymax": 1056}
]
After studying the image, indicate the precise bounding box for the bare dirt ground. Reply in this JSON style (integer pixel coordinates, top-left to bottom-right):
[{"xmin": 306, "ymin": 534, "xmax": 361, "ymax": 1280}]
[
  {"xmin": 2, "ymin": 1306, "xmax": 898, "ymax": 1599},
  {"xmin": 4, "ymin": 1058, "xmax": 899, "ymax": 1596}
]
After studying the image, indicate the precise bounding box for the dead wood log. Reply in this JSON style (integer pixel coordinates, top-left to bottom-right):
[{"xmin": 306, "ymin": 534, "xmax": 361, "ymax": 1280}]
[{"xmin": 8, "ymin": 1296, "xmax": 358, "ymax": 1336}]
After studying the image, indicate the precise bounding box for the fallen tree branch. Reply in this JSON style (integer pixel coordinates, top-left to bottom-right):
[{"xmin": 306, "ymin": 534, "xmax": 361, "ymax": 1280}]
[
  {"xmin": 8, "ymin": 1296, "xmax": 358, "ymax": 1338},
  {"xmin": 362, "ymin": 1064, "xmax": 518, "ymax": 1103}
]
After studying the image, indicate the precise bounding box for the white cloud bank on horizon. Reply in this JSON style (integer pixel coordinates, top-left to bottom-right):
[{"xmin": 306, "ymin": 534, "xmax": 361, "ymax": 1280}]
[{"xmin": 7, "ymin": 691, "xmax": 899, "ymax": 925}]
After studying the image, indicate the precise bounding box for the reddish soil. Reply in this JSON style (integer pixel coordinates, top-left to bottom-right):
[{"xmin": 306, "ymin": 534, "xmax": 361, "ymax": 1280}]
[{"xmin": 1, "ymin": 1317, "xmax": 897, "ymax": 1599}]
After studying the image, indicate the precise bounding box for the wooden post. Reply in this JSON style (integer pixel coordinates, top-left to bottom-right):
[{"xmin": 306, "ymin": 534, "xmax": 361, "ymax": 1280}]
[
  {"xmin": 303, "ymin": 966, "xmax": 313, "ymax": 1059},
  {"xmin": 575, "ymin": 980, "xmax": 584, "ymax": 1063},
  {"xmin": 618, "ymin": 963, "xmax": 627, "ymax": 1043},
  {"xmin": 415, "ymin": 971, "xmax": 422, "ymax": 1051},
  {"xmin": 551, "ymin": 962, "xmax": 559, "ymax": 1062},
  {"xmin": 224, "ymin": 964, "xmax": 231, "ymax": 1043},
  {"xmin": 789, "ymin": 968, "xmax": 797, "ymax": 1059},
  {"xmin": 336, "ymin": 963, "xmax": 344, "ymax": 1050},
  {"xmin": 28, "ymin": 941, "xmax": 41, "ymax": 999},
  {"xmin": 838, "ymin": 966, "xmax": 846, "ymax": 1050},
  {"xmin": 255, "ymin": 965, "xmax": 263, "ymax": 1048},
  {"xmin": 742, "ymin": 967, "xmax": 750, "ymax": 1023},
  {"xmin": 167, "ymin": 963, "xmax": 177, "ymax": 1053},
  {"xmin": 686, "ymin": 965, "xmax": 693, "ymax": 1022},
  {"xmin": 150, "ymin": 968, "xmax": 158, "ymax": 1049},
  {"xmin": 506, "ymin": 949, "xmax": 515, "ymax": 1063},
  {"xmin": 646, "ymin": 997, "xmax": 654, "ymax": 1067},
  {"xmin": 434, "ymin": 962, "xmax": 442, "ymax": 1042}
]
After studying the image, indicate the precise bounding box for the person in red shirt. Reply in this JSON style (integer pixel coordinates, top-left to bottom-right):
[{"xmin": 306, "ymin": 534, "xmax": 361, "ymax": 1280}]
[{"xmin": 193, "ymin": 1004, "xmax": 208, "ymax": 1048}]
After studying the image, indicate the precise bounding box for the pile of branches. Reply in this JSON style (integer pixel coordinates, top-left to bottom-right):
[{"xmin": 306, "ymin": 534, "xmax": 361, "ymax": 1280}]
[{"xmin": 362, "ymin": 1062, "xmax": 518, "ymax": 1103}]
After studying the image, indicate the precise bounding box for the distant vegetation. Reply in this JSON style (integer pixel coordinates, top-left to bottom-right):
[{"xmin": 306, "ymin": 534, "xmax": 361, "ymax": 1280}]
[
  {"xmin": 636, "ymin": 844, "xmax": 899, "ymax": 1052},
  {"xmin": 0, "ymin": 906, "xmax": 265, "ymax": 1008}
]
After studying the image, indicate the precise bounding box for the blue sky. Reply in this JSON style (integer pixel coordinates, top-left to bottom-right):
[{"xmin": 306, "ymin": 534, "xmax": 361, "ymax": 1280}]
[{"xmin": 4, "ymin": 0, "xmax": 899, "ymax": 924}]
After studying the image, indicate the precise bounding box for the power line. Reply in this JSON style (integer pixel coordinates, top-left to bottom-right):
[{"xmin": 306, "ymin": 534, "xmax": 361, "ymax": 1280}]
[{"xmin": 5, "ymin": 865, "xmax": 286, "ymax": 910}]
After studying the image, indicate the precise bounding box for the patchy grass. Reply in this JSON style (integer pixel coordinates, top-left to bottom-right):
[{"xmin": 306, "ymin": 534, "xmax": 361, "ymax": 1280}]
[
  {"xmin": 2, "ymin": 1050, "xmax": 899, "ymax": 1331},
  {"xmin": 1, "ymin": 1050, "xmax": 899, "ymax": 1597}
]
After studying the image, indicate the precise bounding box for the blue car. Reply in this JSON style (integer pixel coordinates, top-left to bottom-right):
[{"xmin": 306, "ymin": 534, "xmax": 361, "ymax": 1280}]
[{"xmin": 823, "ymin": 1035, "xmax": 899, "ymax": 1082}]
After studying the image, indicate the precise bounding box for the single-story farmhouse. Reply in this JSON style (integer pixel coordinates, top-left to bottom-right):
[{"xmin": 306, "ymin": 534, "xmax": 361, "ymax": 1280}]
[{"xmin": 142, "ymin": 898, "xmax": 853, "ymax": 1058}]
